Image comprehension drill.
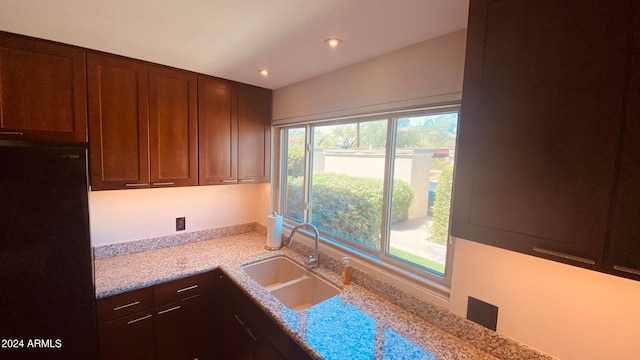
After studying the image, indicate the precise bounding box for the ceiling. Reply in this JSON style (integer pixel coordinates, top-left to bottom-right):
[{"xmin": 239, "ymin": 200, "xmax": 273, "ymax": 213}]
[{"xmin": 0, "ymin": 0, "xmax": 469, "ymax": 89}]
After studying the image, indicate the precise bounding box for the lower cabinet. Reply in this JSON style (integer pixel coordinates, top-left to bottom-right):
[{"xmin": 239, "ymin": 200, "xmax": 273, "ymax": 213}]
[
  {"xmin": 97, "ymin": 269, "xmax": 310, "ymax": 360},
  {"xmin": 155, "ymin": 292, "xmax": 216, "ymax": 360},
  {"xmin": 97, "ymin": 270, "xmax": 222, "ymax": 360},
  {"xmin": 221, "ymin": 275, "xmax": 311, "ymax": 360},
  {"xmin": 225, "ymin": 297, "xmax": 285, "ymax": 360},
  {"xmin": 99, "ymin": 309, "xmax": 155, "ymax": 360}
]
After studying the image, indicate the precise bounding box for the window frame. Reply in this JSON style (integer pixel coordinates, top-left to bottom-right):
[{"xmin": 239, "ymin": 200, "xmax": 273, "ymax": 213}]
[{"xmin": 275, "ymin": 104, "xmax": 460, "ymax": 290}]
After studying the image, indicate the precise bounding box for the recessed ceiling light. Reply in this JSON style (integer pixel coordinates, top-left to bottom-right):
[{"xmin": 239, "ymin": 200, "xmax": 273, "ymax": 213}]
[
  {"xmin": 324, "ymin": 38, "xmax": 343, "ymax": 48},
  {"xmin": 258, "ymin": 69, "xmax": 270, "ymax": 76}
]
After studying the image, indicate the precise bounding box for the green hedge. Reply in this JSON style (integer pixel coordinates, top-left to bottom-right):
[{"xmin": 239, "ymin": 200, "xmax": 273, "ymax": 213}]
[
  {"xmin": 287, "ymin": 173, "xmax": 414, "ymax": 248},
  {"xmin": 431, "ymin": 165, "xmax": 453, "ymax": 245}
]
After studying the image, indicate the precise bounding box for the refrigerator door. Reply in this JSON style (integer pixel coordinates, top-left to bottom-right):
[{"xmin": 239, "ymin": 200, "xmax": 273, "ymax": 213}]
[{"xmin": 0, "ymin": 142, "xmax": 97, "ymax": 359}]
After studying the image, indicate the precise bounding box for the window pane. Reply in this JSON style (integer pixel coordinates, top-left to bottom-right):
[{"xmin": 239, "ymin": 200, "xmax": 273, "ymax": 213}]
[
  {"xmin": 310, "ymin": 120, "xmax": 388, "ymax": 251},
  {"xmin": 388, "ymin": 112, "xmax": 458, "ymax": 275},
  {"xmin": 283, "ymin": 128, "xmax": 306, "ymax": 222}
]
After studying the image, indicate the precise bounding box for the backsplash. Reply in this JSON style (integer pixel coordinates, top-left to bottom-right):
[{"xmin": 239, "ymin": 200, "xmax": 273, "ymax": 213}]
[{"xmin": 93, "ymin": 222, "xmax": 265, "ymax": 259}]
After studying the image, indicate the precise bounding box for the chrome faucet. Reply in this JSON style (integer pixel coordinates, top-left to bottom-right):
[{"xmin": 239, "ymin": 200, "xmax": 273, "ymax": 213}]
[{"xmin": 286, "ymin": 223, "xmax": 320, "ymax": 269}]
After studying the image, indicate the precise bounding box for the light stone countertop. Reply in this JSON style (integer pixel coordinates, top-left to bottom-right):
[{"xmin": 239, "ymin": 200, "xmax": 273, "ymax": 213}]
[{"xmin": 94, "ymin": 231, "xmax": 541, "ymax": 360}]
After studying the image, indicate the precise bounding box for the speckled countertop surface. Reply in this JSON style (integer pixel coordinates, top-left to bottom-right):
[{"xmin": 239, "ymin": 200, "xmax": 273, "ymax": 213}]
[{"xmin": 95, "ymin": 231, "xmax": 499, "ymax": 360}]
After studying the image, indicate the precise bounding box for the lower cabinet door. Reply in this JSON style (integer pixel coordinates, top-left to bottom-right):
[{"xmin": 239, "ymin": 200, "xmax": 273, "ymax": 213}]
[
  {"xmin": 254, "ymin": 339, "xmax": 286, "ymax": 360},
  {"xmin": 98, "ymin": 310, "xmax": 154, "ymax": 360},
  {"xmin": 155, "ymin": 293, "xmax": 214, "ymax": 360},
  {"xmin": 225, "ymin": 307, "xmax": 285, "ymax": 360},
  {"xmin": 226, "ymin": 309, "xmax": 256, "ymax": 360}
]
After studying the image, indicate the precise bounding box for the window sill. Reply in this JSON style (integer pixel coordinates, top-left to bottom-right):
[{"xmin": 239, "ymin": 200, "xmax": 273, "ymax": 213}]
[{"xmin": 282, "ymin": 223, "xmax": 451, "ymax": 310}]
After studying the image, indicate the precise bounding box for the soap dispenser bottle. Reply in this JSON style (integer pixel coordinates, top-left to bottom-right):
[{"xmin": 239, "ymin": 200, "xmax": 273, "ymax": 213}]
[{"xmin": 342, "ymin": 257, "xmax": 351, "ymax": 285}]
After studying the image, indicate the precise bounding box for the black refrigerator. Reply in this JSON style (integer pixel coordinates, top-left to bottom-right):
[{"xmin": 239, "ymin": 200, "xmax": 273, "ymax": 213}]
[{"xmin": 0, "ymin": 141, "xmax": 98, "ymax": 359}]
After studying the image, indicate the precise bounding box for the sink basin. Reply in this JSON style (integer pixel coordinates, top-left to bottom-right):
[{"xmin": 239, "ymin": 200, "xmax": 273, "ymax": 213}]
[
  {"xmin": 242, "ymin": 256, "xmax": 307, "ymax": 290},
  {"xmin": 242, "ymin": 256, "xmax": 340, "ymax": 311},
  {"xmin": 270, "ymin": 275, "xmax": 340, "ymax": 311}
]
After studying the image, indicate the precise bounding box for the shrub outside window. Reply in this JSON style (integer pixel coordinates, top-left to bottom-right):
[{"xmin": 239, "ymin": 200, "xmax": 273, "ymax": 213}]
[{"xmin": 279, "ymin": 106, "xmax": 459, "ymax": 286}]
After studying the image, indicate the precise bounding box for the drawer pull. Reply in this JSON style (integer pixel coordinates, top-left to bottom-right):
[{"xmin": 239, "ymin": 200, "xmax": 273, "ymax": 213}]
[
  {"xmin": 113, "ymin": 301, "xmax": 141, "ymax": 311},
  {"xmin": 233, "ymin": 314, "xmax": 246, "ymax": 326},
  {"xmin": 613, "ymin": 265, "xmax": 640, "ymax": 276},
  {"xmin": 125, "ymin": 183, "xmax": 149, "ymax": 187},
  {"xmin": 127, "ymin": 314, "xmax": 152, "ymax": 325},
  {"xmin": 177, "ymin": 284, "xmax": 198, "ymax": 293},
  {"xmin": 157, "ymin": 306, "xmax": 181, "ymax": 315},
  {"xmin": 152, "ymin": 182, "xmax": 175, "ymax": 186},
  {"xmin": 244, "ymin": 327, "xmax": 258, "ymax": 342},
  {"xmin": 239, "ymin": 179, "xmax": 256, "ymax": 183},
  {"xmin": 0, "ymin": 131, "xmax": 24, "ymax": 136},
  {"xmin": 221, "ymin": 179, "xmax": 238, "ymax": 184},
  {"xmin": 533, "ymin": 247, "xmax": 596, "ymax": 265},
  {"xmin": 183, "ymin": 294, "xmax": 201, "ymax": 302}
]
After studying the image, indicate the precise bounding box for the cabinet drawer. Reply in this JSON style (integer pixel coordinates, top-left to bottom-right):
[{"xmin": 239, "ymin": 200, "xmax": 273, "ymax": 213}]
[
  {"xmin": 154, "ymin": 271, "xmax": 215, "ymax": 305},
  {"xmin": 97, "ymin": 287, "xmax": 154, "ymax": 322},
  {"xmin": 98, "ymin": 309, "xmax": 155, "ymax": 360}
]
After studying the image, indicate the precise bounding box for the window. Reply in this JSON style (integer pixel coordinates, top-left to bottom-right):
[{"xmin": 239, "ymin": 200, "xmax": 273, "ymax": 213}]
[
  {"xmin": 311, "ymin": 119, "xmax": 388, "ymax": 252},
  {"xmin": 278, "ymin": 105, "xmax": 459, "ymax": 286},
  {"xmin": 282, "ymin": 127, "xmax": 306, "ymax": 223}
]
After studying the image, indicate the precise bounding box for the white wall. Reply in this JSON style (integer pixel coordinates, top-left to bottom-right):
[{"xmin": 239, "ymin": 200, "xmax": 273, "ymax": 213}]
[
  {"xmin": 272, "ymin": 29, "xmax": 640, "ymax": 359},
  {"xmin": 89, "ymin": 183, "xmax": 271, "ymax": 246},
  {"xmin": 451, "ymin": 239, "xmax": 640, "ymax": 360},
  {"xmin": 273, "ymin": 30, "xmax": 466, "ymax": 124}
]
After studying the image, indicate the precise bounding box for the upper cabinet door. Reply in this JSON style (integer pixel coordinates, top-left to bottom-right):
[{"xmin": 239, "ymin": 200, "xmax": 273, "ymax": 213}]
[
  {"xmin": 606, "ymin": 3, "xmax": 640, "ymax": 280},
  {"xmin": 451, "ymin": 0, "xmax": 632, "ymax": 268},
  {"xmin": 149, "ymin": 66, "xmax": 198, "ymax": 187},
  {"xmin": 0, "ymin": 32, "xmax": 87, "ymax": 142},
  {"xmin": 88, "ymin": 53, "xmax": 150, "ymax": 191},
  {"xmin": 198, "ymin": 76, "xmax": 237, "ymax": 185},
  {"xmin": 237, "ymin": 84, "xmax": 271, "ymax": 183}
]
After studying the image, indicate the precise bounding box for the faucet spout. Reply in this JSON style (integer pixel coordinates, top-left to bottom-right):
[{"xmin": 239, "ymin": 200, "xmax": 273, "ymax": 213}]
[{"xmin": 286, "ymin": 223, "xmax": 320, "ymax": 269}]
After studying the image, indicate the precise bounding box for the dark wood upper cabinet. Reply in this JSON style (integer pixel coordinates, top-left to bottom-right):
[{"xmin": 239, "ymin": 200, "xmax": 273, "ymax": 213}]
[
  {"xmin": 88, "ymin": 53, "xmax": 150, "ymax": 191},
  {"xmin": 89, "ymin": 53, "xmax": 198, "ymax": 190},
  {"xmin": 149, "ymin": 66, "xmax": 198, "ymax": 187},
  {"xmin": 199, "ymin": 79, "xmax": 271, "ymax": 185},
  {"xmin": 237, "ymin": 83, "xmax": 271, "ymax": 183},
  {"xmin": 0, "ymin": 32, "xmax": 87, "ymax": 143},
  {"xmin": 198, "ymin": 76, "xmax": 238, "ymax": 185},
  {"xmin": 3, "ymin": 31, "xmax": 271, "ymax": 190},
  {"xmin": 605, "ymin": 2, "xmax": 640, "ymax": 280},
  {"xmin": 452, "ymin": 0, "xmax": 634, "ymax": 270}
]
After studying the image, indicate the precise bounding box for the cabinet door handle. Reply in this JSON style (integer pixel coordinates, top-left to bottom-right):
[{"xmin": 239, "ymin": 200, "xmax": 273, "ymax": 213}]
[
  {"xmin": 532, "ymin": 247, "xmax": 596, "ymax": 265},
  {"xmin": 157, "ymin": 306, "xmax": 181, "ymax": 315},
  {"xmin": 125, "ymin": 183, "xmax": 149, "ymax": 187},
  {"xmin": 177, "ymin": 284, "xmax": 198, "ymax": 293},
  {"xmin": 113, "ymin": 300, "xmax": 141, "ymax": 311},
  {"xmin": 239, "ymin": 179, "xmax": 256, "ymax": 183},
  {"xmin": 152, "ymin": 182, "xmax": 175, "ymax": 186},
  {"xmin": 233, "ymin": 314, "xmax": 246, "ymax": 326},
  {"xmin": 613, "ymin": 265, "xmax": 640, "ymax": 276},
  {"xmin": 221, "ymin": 179, "xmax": 238, "ymax": 184},
  {"xmin": 0, "ymin": 131, "xmax": 24, "ymax": 136},
  {"xmin": 127, "ymin": 314, "xmax": 152, "ymax": 325},
  {"xmin": 244, "ymin": 327, "xmax": 258, "ymax": 342}
]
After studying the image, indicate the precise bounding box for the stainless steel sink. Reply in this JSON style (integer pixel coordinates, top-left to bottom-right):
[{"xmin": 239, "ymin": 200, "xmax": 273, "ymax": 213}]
[{"xmin": 242, "ymin": 256, "xmax": 340, "ymax": 311}]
